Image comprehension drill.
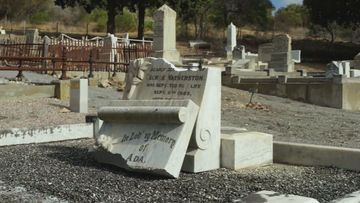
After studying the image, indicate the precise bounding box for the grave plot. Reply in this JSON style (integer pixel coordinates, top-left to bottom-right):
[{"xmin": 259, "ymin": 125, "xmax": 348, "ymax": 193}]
[{"xmin": 93, "ymin": 57, "xmax": 222, "ymax": 178}]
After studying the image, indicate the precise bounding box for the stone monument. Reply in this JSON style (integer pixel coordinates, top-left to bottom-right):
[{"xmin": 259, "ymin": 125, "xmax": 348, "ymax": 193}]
[
  {"xmin": 25, "ymin": 29, "xmax": 40, "ymax": 44},
  {"xmin": 225, "ymin": 23, "xmax": 237, "ymax": 59},
  {"xmin": 258, "ymin": 43, "xmax": 273, "ymax": 63},
  {"xmin": 70, "ymin": 79, "xmax": 88, "ymax": 113},
  {"xmin": 94, "ymin": 57, "xmax": 221, "ymax": 177},
  {"xmin": 268, "ymin": 34, "xmax": 294, "ymax": 72},
  {"xmin": 152, "ymin": 5, "xmax": 180, "ymax": 64}
]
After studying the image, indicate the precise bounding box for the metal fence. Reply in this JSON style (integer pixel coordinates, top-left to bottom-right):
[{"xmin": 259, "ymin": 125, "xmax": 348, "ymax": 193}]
[{"xmin": 0, "ymin": 40, "xmax": 153, "ymax": 79}]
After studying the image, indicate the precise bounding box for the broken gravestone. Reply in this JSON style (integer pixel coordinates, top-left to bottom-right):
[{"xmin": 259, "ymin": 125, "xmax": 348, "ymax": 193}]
[{"xmin": 93, "ymin": 57, "xmax": 221, "ymax": 178}]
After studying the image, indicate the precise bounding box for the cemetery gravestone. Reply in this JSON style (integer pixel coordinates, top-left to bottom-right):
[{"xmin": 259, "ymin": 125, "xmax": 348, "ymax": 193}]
[
  {"xmin": 326, "ymin": 61, "xmax": 350, "ymax": 78},
  {"xmin": 353, "ymin": 53, "xmax": 360, "ymax": 70},
  {"xmin": 269, "ymin": 34, "xmax": 294, "ymax": 72},
  {"xmin": 258, "ymin": 43, "xmax": 273, "ymax": 63},
  {"xmin": 152, "ymin": 5, "xmax": 180, "ymax": 64},
  {"xmin": 95, "ymin": 100, "xmax": 199, "ymax": 178},
  {"xmin": 233, "ymin": 45, "xmax": 245, "ymax": 60},
  {"xmin": 25, "ymin": 29, "xmax": 39, "ymax": 44},
  {"xmin": 94, "ymin": 57, "xmax": 221, "ymax": 177},
  {"xmin": 70, "ymin": 79, "xmax": 88, "ymax": 113},
  {"xmin": 291, "ymin": 50, "xmax": 301, "ymax": 63},
  {"xmin": 226, "ymin": 23, "xmax": 237, "ymax": 60},
  {"xmin": 101, "ymin": 34, "xmax": 117, "ymax": 70}
]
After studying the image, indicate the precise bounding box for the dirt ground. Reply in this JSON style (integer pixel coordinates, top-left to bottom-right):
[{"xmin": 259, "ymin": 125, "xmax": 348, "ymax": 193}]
[
  {"xmin": 221, "ymin": 86, "xmax": 360, "ymax": 148},
  {"xmin": 1, "ymin": 85, "xmax": 360, "ymax": 149}
]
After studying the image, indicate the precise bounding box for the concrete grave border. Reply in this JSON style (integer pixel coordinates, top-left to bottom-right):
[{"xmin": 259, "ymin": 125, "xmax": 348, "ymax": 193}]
[
  {"xmin": 0, "ymin": 123, "xmax": 93, "ymax": 146},
  {"xmin": 274, "ymin": 141, "xmax": 360, "ymax": 171}
]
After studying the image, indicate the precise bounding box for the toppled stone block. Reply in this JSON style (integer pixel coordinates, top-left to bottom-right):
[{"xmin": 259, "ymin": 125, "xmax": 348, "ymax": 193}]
[{"xmin": 221, "ymin": 132, "xmax": 273, "ymax": 170}]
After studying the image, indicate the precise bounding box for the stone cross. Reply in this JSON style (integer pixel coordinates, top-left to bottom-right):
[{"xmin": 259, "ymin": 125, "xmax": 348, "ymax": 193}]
[{"xmin": 152, "ymin": 4, "xmax": 180, "ymax": 64}]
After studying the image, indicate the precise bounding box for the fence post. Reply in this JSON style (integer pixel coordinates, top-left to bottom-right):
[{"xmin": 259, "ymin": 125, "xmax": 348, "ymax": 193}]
[
  {"xmin": 60, "ymin": 46, "xmax": 67, "ymax": 80},
  {"xmin": 42, "ymin": 36, "xmax": 50, "ymax": 73},
  {"xmin": 88, "ymin": 49, "xmax": 94, "ymax": 78}
]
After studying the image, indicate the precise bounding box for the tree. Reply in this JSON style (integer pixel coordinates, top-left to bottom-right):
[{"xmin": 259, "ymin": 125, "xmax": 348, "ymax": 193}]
[
  {"xmin": 128, "ymin": 0, "xmax": 163, "ymax": 39},
  {"xmin": 211, "ymin": 0, "xmax": 274, "ymax": 30},
  {"xmin": 304, "ymin": 0, "xmax": 344, "ymax": 42},
  {"xmin": 0, "ymin": 0, "xmax": 52, "ymax": 21},
  {"xmin": 274, "ymin": 4, "xmax": 308, "ymax": 32},
  {"xmin": 55, "ymin": 0, "xmax": 128, "ymax": 34}
]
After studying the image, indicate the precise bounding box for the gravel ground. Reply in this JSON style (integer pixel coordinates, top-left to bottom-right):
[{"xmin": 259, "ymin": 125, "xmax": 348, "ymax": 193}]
[
  {"xmin": 1, "ymin": 83, "xmax": 360, "ymax": 202},
  {"xmin": 0, "ymin": 71, "xmax": 58, "ymax": 84},
  {"xmin": 1, "ymin": 85, "xmax": 360, "ymax": 148},
  {"xmin": 0, "ymin": 139, "xmax": 360, "ymax": 203},
  {"xmin": 0, "ymin": 86, "xmax": 122, "ymax": 129},
  {"xmin": 221, "ymin": 86, "xmax": 360, "ymax": 149},
  {"xmin": 0, "ymin": 97, "xmax": 85, "ymax": 130}
]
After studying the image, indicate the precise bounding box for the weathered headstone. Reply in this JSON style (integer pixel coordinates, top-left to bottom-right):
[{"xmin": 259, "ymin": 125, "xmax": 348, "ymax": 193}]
[
  {"xmin": 291, "ymin": 50, "xmax": 301, "ymax": 63},
  {"xmin": 95, "ymin": 57, "xmax": 221, "ymax": 176},
  {"xmin": 233, "ymin": 45, "xmax": 245, "ymax": 60},
  {"xmin": 70, "ymin": 79, "xmax": 88, "ymax": 113},
  {"xmin": 95, "ymin": 100, "xmax": 199, "ymax": 178},
  {"xmin": 350, "ymin": 69, "xmax": 360, "ymax": 77},
  {"xmin": 269, "ymin": 34, "xmax": 294, "ymax": 72},
  {"xmin": 25, "ymin": 29, "xmax": 39, "ymax": 44},
  {"xmin": 326, "ymin": 61, "xmax": 350, "ymax": 78},
  {"xmin": 152, "ymin": 5, "xmax": 180, "ymax": 64},
  {"xmin": 101, "ymin": 33, "xmax": 117, "ymax": 70},
  {"xmin": 226, "ymin": 23, "xmax": 237, "ymax": 59},
  {"xmin": 353, "ymin": 53, "xmax": 360, "ymax": 70},
  {"xmin": 258, "ymin": 43, "xmax": 273, "ymax": 63},
  {"xmin": 0, "ymin": 27, "xmax": 5, "ymax": 35}
]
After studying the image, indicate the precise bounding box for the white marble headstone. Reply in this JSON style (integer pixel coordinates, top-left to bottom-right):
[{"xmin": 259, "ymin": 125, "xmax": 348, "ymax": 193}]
[
  {"xmin": 152, "ymin": 4, "xmax": 180, "ymax": 64},
  {"xmin": 124, "ymin": 57, "xmax": 221, "ymax": 173},
  {"xmin": 226, "ymin": 23, "xmax": 237, "ymax": 59},
  {"xmin": 94, "ymin": 100, "xmax": 199, "ymax": 178},
  {"xmin": 70, "ymin": 79, "xmax": 88, "ymax": 113}
]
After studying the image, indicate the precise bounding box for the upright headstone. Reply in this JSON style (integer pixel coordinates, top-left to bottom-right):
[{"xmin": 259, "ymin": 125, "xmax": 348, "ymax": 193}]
[
  {"xmin": 291, "ymin": 50, "xmax": 301, "ymax": 63},
  {"xmin": 101, "ymin": 33, "xmax": 117, "ymax": 70},
  {"xmin": 95, "ymin": 57, "xmax": 221, "ymax": 176},
  {"xmin": 326, "ymin": 61, "xmax": 350, "ymax": 78},
  {"xmin": 268, "ymin": 34, "xmax": 294, "ymax": 72},
  {"xmin": 0, "ymin": 27, "xmax": 5, "ymax": 35},
  {"xmin": 70, "ymin": 79, "xmax": 88, "ymax": 113},
  {"xmin": 123, "ymin": 33, "xmax": 130, "ymax": 46},
  {"xmin": 225, "ymin": 23, "xmax": 237, "ymax": 59},
  {"xmin": 233, "ymin": 45, "xmax": 245, "ymax": 60},
  {"xmin": 258, "ymin": 43, "xmax": 273, "ymax": 63},
  {"xmin": 353, "ymin": 53, "xmax": 360, "ymax": 70},
  {"xmin": 152, "ymin": 5, "xmax": 180, "ymax": 64},
  {"xmin": 25, "ymin": 29, "xmax": 39, "ymax": 44}
]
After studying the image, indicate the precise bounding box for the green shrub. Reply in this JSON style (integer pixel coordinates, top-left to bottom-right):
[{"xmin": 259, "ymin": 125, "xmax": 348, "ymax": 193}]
[
  {"xmin": 116, "ymin": 9, "xmax": 137, "ymax": 32},
  {"xmin": 89, "ymin": 9, "xmax": 107, "ymax": 32},
  {"xmin": 29, "ymin": 11, "xmax": 51, "ymax": 24}
]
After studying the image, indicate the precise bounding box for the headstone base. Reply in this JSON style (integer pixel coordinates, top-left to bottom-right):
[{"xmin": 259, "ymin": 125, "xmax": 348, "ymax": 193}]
[
  {"xmin": 221, "ymin": 132, "xmax": 273, "ymax": 170},
  {"xmin": 153, "ymin": 50, "xmax": 181, "ymax": 65}
]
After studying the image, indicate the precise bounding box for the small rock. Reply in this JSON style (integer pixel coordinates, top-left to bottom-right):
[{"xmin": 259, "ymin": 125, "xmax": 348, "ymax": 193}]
[
  {"xmin": 99, "ymin": 80, "xmax": 110, "ymax": 88},
  {"xmin": 59, "ymin": 108, "xmax": 71, "ymax": 113}
]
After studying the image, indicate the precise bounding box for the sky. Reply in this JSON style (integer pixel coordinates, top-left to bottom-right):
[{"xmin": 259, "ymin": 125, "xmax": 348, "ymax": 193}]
[{"xmin": 271, "ymin": 0, "xmax": 303, "ymax": 10}]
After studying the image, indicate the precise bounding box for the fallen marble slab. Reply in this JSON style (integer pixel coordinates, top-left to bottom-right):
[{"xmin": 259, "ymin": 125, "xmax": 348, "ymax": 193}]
[{"xmin": 240, "ymin": 190, "xmax": 319, "ymax": 203}]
